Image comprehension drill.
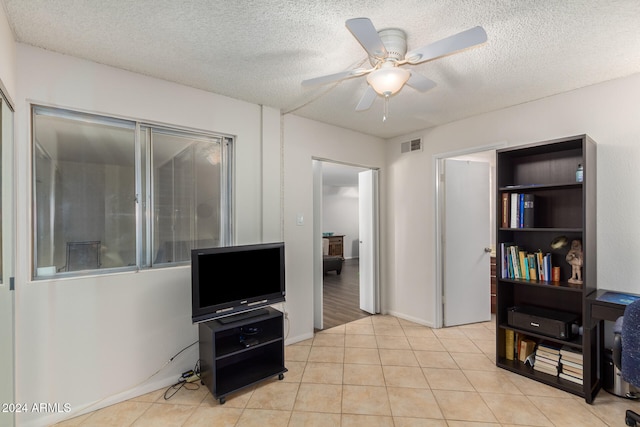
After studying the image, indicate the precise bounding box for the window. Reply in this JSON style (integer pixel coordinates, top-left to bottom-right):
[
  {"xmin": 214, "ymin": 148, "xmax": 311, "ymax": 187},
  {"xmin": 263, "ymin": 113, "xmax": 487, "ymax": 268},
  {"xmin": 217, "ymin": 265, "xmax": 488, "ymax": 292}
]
[
  {"xmin": 0, "ymin": 98, "xmax": 4, "ymax": 282},
  {"xmin": 142, "ymin": 127, "xmax": 229, "ymax": 265},
  {"xmin": 32, "ymin": 106, "xmax": 232, "ymax": 278}
]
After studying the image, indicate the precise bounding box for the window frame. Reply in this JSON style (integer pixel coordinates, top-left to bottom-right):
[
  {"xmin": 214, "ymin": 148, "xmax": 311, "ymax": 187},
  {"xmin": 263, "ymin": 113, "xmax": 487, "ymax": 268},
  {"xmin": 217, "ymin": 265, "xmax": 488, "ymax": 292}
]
[{"xmin": 31, "ymin": 104, "xmax": 234, "ymax": 279}]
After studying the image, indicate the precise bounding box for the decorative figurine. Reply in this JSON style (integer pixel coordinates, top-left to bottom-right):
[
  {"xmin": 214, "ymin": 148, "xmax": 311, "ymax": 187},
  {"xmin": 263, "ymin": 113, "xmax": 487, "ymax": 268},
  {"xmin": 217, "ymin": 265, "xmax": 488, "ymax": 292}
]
[{"xmin": 566, "ymin": 239, "xmax": 583, "ymax": 284}]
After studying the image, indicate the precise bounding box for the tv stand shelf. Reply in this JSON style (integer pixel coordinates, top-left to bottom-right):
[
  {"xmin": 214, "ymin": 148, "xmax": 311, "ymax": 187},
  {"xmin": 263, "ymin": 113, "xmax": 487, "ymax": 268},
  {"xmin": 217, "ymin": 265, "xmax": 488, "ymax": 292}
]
[{"xmin": 199, "ymin": 307, "xmax": 287, "ymax": 404}]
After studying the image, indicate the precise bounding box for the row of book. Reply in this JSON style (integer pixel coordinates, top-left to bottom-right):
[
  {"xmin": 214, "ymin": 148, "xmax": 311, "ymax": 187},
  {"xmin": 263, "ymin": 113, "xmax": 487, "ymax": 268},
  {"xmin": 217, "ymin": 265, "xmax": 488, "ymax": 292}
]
[
  {"xmin": 534, "ymin": 343, "xmax": 584, "ymax": 385},
  {"xmin": 504, "ymin": 330, "xmax": 537, "ymax": 363},
  {"xmin": 559, "ymin": 346, "xmax": 584, "ymax": 385},
  {"xmin": 534, "ymin": 343, "xmax": 562, "ymax": 376},
  {"xmin": 501, "ymin": 192, "xmax": 535, "ymax": 228},
  {"xmin": 504, "ymin": 332, "xmax": 584, "ymax": 385},
  {"xmin": 500, "ymin": 243, "xmax": 553, "ymax": 281}
]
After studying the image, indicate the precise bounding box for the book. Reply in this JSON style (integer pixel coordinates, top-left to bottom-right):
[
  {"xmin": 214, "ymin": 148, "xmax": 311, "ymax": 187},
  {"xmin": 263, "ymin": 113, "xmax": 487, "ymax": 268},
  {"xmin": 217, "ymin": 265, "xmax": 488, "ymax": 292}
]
[
  {"xmin": 519, "ymin": 338, "xmax": 536, "ymax": 362},
  {"xmin": 560, "ymin": 364, "xmax": 583, "ymax": 377},
  {"xmin": 502, "ymin": 243, "xmax": 517, "ymax": 279},
  {"xmin": 560, "ymin": 358, "xmax": 582, "ymax": 370},
  {"xmin": 519, "ymin": 251, "xmax": 528, "ymax": 280},
  {"xmin": 502, "ymin": 193, "xmax": 509, "ymax": 228},
  {"xmin": 560, "ymin": 355, "xmax": 582, "ymax": 366},
  {"xmin": 534, "ymin": 361, "xmax": 558, "ymax": 376},
  {"xmin": 545, "ymin": 253, "xmax": 552, "ymax": 282},
  {"xmin": 510, "ymin": 245, "xmax": 520, "ymax": 279},
  {"xmin": 538, "ymin": 342, "xmax": 561, "ymax": 352},
  {"xmin": 536, "ymin": 350, "xmax": 561, "ymax": 361},
  {"xmin": 560, "ymin": 346, "xmax": 583, "ymax": 362},
  {"xmin": 510, "ymin": 193, "xmax": 519, "ymax": 228},
  {"xmin": 534, "ymin": 358, "xmax": 559, "ymax": 370},
  {"xmin": 527, "ymin": 254, "xmax": 537, "ymax": 280},
  {"xmin": 522, "ymin": 194, "xmax": 535, "ymax": 228},
  {"xmin": 519, "ymin": 193, "xmax": 525, "ymax": 228},
  {"xmin": 559, "ymin": 372, "xmax": 583, "ymax": 385},
  {"xmin": 538, "ymin": 251, "xmax": 544, "ymax": 281},
  {"xmin": 535, "ymin": 354, "xmax": 561, "ymax": 366},
  {"xmin": 505, "ymin": 329, "xmax": 515, "ymax": 360},
  {"xmin": 537, "ymin": 342, "xmax": 561, "ymax": 357}
]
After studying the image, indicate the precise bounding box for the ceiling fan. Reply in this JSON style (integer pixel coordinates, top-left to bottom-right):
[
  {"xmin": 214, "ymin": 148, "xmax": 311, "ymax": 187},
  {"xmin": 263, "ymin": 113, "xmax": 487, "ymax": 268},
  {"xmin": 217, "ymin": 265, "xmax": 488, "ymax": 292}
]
[{"xmin": 302, "ymin": 18, "xmax": 487, "ymax": 119}]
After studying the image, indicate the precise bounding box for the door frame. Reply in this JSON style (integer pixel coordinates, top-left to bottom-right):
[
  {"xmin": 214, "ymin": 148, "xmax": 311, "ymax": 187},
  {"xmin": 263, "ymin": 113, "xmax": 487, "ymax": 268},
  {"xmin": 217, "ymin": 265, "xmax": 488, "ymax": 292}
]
[
  {"xmin": 433, "ymin": 142, "xmax": 505, "ymax": 328},
  {"xmin": 0, "ymin": 87, "xmax": 16, "ymax": 427},
  {"xmin": 312, "ymin": 158, "xmax": 380, "ymax": 330}
]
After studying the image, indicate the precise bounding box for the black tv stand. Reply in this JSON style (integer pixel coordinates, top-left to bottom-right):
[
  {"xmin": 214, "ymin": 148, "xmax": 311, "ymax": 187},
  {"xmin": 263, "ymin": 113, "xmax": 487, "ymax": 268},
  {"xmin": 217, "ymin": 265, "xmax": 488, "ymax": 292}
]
[
  {"xmin": 199, "ymin": 306, "xmax": 287, "ymax": 404},
  {"xmin": 217, "ymin": 307, "xmax": 269, "ymax": 325}
]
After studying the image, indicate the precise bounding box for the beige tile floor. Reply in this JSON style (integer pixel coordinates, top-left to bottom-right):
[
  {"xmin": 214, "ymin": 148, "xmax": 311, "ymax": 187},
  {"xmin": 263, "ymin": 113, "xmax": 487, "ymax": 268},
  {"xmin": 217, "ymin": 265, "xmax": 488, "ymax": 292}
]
[{"xmin": 56, "ymin": 315, "xmax": 639, "ymax": 426}]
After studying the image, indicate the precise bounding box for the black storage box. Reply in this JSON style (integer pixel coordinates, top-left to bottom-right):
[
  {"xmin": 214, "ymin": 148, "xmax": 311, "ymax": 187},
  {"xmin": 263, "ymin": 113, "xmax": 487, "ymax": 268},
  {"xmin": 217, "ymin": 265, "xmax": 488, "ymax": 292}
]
[{"xmin": 507, "ymin": 306, "xmax": 578, "ymax": 340}]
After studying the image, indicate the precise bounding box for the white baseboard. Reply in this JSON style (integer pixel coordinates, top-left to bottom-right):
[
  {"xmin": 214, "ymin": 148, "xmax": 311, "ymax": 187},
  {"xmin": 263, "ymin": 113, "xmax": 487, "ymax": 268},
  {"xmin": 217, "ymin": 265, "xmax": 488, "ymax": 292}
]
[{"xmin": 386, "ymin": 310, "xmax": 436, "ymax": 328}]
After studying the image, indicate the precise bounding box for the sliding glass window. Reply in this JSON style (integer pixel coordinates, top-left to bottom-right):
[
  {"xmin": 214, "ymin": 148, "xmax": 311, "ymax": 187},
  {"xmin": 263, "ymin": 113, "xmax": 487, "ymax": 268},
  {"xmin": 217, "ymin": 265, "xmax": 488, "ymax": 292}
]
[
  {"xmin": 142, "ymin": 127, "xmax": 229, "ymax": 265},
  {"xmin": 32, "ymin": 106, "xmax": 232, "ymax": 278},
  {"xmin": 0, "ymin": 98, "xmax": 4, "ymax": 282}
]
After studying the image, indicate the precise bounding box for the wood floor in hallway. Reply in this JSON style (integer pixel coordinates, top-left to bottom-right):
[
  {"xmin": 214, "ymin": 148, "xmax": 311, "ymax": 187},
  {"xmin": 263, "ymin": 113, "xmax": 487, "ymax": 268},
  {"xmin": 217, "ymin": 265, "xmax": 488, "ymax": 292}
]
[{"xmin": 322, "ymin": 258, "xmax": 370, "ymax": 330}]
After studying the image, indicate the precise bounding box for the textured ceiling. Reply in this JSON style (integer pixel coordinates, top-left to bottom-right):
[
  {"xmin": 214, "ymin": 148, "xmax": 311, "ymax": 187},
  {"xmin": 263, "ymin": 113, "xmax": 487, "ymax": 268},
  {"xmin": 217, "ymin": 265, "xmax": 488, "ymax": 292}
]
[{"xmin": 3, "ymin": 0, "xmax": 640, "ymax": 139}]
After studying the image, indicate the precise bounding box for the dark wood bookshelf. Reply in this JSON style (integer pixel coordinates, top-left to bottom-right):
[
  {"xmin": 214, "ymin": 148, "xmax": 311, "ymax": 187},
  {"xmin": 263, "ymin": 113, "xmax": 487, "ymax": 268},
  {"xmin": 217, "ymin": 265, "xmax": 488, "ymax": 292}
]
[{"xmin": 495, "ymin": 135, "xmax": 597, "ymax": 403}]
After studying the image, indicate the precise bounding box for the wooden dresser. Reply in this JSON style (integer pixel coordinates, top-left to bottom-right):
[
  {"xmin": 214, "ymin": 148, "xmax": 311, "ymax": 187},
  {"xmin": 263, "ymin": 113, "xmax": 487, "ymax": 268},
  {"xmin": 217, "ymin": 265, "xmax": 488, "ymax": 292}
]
[{"xmin": 325, "ymin": 235, "xmax": 344, "ymax": 258}]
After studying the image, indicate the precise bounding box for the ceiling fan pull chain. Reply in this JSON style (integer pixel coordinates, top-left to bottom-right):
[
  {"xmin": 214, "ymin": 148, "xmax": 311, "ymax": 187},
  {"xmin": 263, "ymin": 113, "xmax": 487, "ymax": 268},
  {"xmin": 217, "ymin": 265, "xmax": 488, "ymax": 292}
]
[{"xmin": 383, "ymin": 94, "xmax": 390, "ymax": 122}]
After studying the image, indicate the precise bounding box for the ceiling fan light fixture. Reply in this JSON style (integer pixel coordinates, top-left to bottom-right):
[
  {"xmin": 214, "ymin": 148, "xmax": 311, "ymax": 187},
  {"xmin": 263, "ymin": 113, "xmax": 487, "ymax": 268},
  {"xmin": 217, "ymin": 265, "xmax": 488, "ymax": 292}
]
[{"xmin": 366, "ymin": 65, "xmax": 410, "ymax": 96}]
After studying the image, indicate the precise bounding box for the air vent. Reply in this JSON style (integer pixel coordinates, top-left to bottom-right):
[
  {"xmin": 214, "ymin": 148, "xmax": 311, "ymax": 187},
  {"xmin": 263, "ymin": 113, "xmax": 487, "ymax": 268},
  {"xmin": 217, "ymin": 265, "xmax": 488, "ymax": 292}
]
[{"xmin": 400, "ymin": 138, "xmax": 422, "ymax": 153}]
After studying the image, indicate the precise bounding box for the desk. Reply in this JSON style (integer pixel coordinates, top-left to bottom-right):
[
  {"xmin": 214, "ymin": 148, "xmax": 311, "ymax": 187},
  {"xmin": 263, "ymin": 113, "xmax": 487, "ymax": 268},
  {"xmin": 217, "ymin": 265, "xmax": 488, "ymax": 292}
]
[
  {"xmin": 589, "ymin": 290, "xmax": 640, "ymax": 321},
  {"xmin": 586, "ymin": 289, "xmax": 640, "ymax": 401}
]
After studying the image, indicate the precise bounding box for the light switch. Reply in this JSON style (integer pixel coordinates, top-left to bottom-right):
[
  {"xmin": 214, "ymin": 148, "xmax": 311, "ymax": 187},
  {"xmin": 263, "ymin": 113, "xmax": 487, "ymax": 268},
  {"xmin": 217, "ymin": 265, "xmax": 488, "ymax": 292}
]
[{"xmin": 296, "ymin": 214, "xmax": 304, "ymax": 226}]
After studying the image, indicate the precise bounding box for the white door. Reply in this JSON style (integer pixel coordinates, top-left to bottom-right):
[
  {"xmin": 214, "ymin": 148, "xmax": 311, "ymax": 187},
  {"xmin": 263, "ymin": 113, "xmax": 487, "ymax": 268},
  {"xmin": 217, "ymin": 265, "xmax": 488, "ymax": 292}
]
[
  {"xmin": 358, "ymin": 169, "xmax": 379, "ymax": 314},
  {"xmin": 0, "ymin": 95, "xmax": 15, "ymax": 427},
  {"xmin": 443, "ymin": 159, "xmax": 491, "ymax": 326},
  {"xmin": 312, "ymin": 160, "xmax": 324, "ymax": 330}
]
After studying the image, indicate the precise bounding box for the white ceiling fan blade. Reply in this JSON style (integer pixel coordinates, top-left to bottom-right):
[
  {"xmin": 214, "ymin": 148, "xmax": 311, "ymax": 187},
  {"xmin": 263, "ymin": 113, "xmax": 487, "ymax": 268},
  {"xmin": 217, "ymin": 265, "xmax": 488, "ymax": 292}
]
[
  {"xmin": 355, "ymin": 86, "xmax": 377, "ymax": 111},
  {"xmin": 346, "ymin": 18, "xmax": 388, "ymax": 60},
  {"xmin": 406, "ymin": 71, "xmax": 437, "ymax": 92},
  {"xmin": 405, "ymin": 26, "xmax": 487, "ymax": 64},
  {"xmin": 302, "ymin": 68, "xmax": 370, "ymax": 87}
]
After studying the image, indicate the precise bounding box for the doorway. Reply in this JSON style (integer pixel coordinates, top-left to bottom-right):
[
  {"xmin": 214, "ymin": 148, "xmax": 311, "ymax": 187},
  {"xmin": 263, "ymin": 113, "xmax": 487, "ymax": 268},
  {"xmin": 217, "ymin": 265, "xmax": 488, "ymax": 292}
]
[
  {"xmin": 435, "ymin": 145, "xmax": 503, "ymax": 328},
  {"xmin": 312, "ymin": 160, "xmax": 380, "ymax": 330}
]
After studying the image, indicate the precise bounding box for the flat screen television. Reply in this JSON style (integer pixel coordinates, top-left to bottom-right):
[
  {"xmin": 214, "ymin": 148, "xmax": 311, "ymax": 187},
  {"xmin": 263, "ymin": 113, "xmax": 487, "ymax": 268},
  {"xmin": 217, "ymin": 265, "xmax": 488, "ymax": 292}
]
[{"xmin": 191, "ymin": 242, "xmax": 286, "ymax": 323}]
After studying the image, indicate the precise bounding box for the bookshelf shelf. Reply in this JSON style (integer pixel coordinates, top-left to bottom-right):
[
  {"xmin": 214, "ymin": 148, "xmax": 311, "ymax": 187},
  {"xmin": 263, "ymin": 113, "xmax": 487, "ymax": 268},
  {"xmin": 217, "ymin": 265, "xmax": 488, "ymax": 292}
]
[
  {"xmin": 499, "ymin": 278, "xmax": 584, "ymax": 292},
  {"xmin": 496, "ymin": 356, "xmax": 585, "ymax": 395},
  {"xmin": 498, "ymin": 323, "xmax": 583, "ymax": 349},
  {"xmin": 499, "ymin": 227, "xmax": 583, "ymax": 233},
  {"xmin": 495, "ymin": 135, "xmax": 597, "ymax": 403},
  {"xmin": 500, "ymin": 182, "xmax": 582, "ymax": 192}
]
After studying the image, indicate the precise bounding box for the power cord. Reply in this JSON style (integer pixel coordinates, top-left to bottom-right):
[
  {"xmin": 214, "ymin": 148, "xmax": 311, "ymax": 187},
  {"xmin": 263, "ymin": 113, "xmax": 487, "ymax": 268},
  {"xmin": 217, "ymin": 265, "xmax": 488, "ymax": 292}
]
[
  {"xmin": 164, "ymin": 359, "xmax": 202, "ymax": 400},
  {"xmin": 170, "ymin": 341, "xmax": 198, "ymax": 361},
  {"xmin": 52, "ymin": 339, "xmax": 199, "ymax": 424}
]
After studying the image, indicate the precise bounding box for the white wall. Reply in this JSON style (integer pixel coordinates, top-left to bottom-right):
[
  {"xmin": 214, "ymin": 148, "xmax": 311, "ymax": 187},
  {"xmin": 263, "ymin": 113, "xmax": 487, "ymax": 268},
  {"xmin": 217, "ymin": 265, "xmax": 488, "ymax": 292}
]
[
  {"xmin": 0, "ymin": 6, "xmax": 16, "ymax": 102},
  {"xmin": 386, "ymin": 72, "xmax": 640, "ymax": 327},
  {"xmin": 283, "ymin": 115, "xmax": 385, "ymax": 342},
  {"xmin": 13, "ymin": 45, "xmax": 282, "ymax": 427},
  {"xmin": 322, "ymin": 185, "xmax": 359, "ymax": 259}
]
